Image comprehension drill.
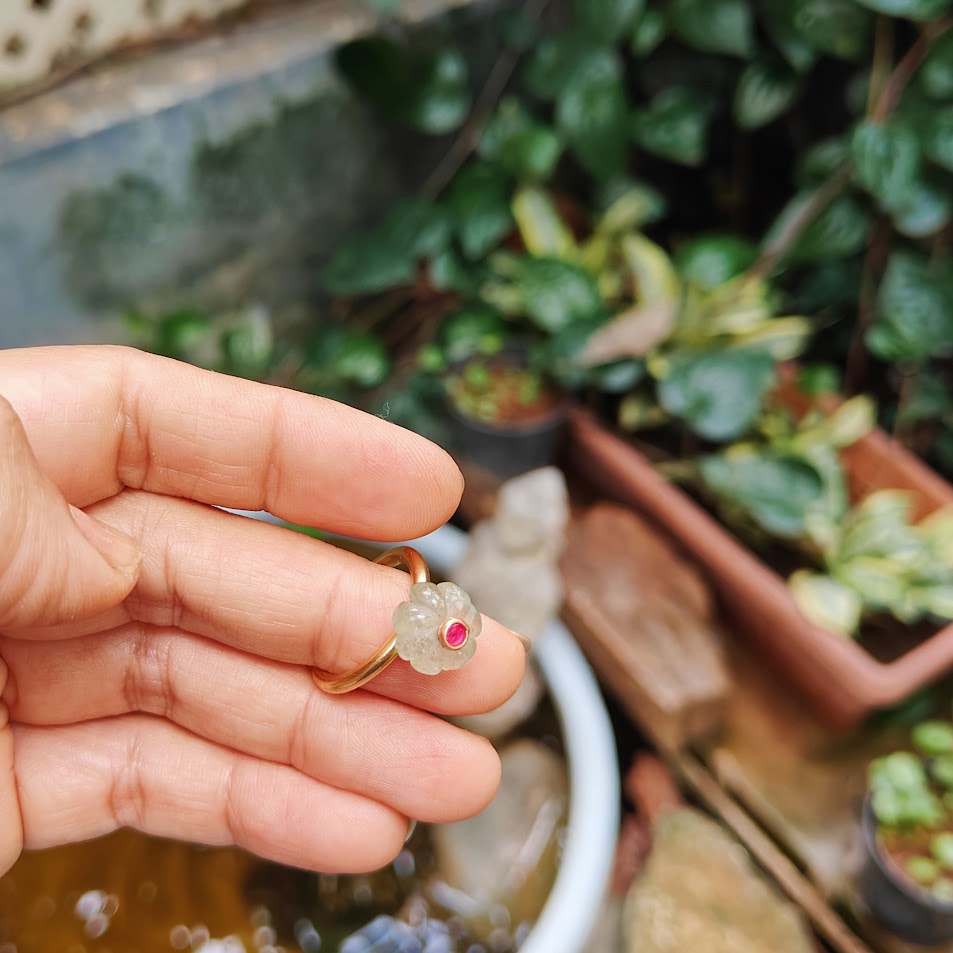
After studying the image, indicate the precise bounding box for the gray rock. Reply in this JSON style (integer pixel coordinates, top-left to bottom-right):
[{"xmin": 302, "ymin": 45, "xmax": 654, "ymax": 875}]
[
  {"xmin": 623, "ymin": 809, "xmax": 815, "ymax": 953},
  {"xmin": 452, "ymin": 466, "xmax": 569, "ymax": 644},
  {"xmin": 431, "ymin": 740, "xmax": 568, "ymax": 935}
]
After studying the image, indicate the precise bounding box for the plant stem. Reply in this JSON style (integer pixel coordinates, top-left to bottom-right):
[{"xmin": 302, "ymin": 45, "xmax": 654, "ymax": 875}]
[
  {"xmin": 894, "ymin": 363, "xmax": 919, "ymax": 446},
  {"xmin": 421, "ymin": 0, "xmax": 551, "ymax": 199},
  {"xmin": 845, "ymin": 222, "xmax": 890, "ymax": 394},
  {"xmin": 868, "ymin": 16, "xmax": 895, "ymax": 118}
]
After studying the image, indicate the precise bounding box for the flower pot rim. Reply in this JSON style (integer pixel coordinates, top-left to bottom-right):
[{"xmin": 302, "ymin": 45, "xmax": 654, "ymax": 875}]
[{"xmin": 861, "ymin": 794, "xmax": 953, "ymax": 914}]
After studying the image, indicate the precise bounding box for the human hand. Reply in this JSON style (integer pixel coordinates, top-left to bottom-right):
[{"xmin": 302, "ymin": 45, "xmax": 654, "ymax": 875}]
[{"xmin": 0, "ymin": 346, "xmax": 525, "ymax": 878}]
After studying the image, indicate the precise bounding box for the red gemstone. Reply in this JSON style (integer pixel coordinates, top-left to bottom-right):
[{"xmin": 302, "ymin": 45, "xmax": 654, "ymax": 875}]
[{"xmin": 444, "ymin": 621, "xmax": 468, "ymax": 649}]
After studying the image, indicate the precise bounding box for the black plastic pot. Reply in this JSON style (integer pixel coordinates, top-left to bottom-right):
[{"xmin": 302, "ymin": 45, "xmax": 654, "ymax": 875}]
[
  {"xmin": 858, "ymin": 797, "xmax": 953, "ymax": 945},
  {"xmin": 446, "ymin": 397, "xmax": 569, "ymax": 478}
]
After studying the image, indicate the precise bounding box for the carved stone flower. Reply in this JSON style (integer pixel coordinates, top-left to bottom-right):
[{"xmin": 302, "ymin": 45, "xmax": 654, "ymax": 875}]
[{"xmin": 392, "ymin": 581, "xmax": 482, "ymax": 675}]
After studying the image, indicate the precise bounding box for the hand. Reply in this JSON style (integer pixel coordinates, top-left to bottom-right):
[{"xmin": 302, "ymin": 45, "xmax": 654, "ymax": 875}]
[{"xmin": 0, "ymin": 346, "xmax": 525, "ymax": 877}]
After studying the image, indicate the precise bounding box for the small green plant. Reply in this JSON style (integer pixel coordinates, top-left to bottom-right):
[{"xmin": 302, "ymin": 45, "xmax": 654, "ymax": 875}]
[
  {"xmin": 445, "ymin": 357, "xmax": 553, "ymax": 425},
  {"xmin": 870, "ymin": 716, "xmax": 953, "ymax": 900}
]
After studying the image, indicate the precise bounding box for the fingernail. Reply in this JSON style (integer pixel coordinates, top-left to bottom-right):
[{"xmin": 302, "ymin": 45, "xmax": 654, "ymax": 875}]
[
  {"xmin": 514, "ymin": 631, "xmax": 532, "ymax": 656},
  {"xmin": 70, "ymin": 505, "xmax": 142, "ymax": 574},
  {"xmin": 404, "ymin": 819, "xmax": 417, "ymax": 844}
]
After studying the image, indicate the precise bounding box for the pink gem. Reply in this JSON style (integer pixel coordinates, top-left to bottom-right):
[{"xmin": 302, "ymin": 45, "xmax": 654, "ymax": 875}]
[{"xmin": 444, "ymin": 621, "xmax": 468, "ymax": 649}]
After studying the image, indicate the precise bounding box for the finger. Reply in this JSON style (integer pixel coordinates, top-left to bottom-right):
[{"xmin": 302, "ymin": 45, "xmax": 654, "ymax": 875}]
[
  {"xmin": 0, "ymin": 396, "xmax": 140, "ymax": 630},
  {"xmin": 2, "ymin": 625, "xmax": 503, "ymax": 823},
  {"xmin": 0, "ymin": 657, "xmax": 21, "ymax": 877},
  {"xmin": 0, "ymin": 345, "xmax": 462, "ymax": 540},
  {"xmin": 16, "ymin": 491, "xmax": 527, "ymax": 716},
  {"xmin": 13, "ymin": 715, "xmax": 409, "ymax": 873}
]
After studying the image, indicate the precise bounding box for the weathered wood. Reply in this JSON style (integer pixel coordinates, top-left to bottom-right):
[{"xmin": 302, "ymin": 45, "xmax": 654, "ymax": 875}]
[{"xmin": 560, "ymin": 502, "xmax": 732, "ymax": 750}]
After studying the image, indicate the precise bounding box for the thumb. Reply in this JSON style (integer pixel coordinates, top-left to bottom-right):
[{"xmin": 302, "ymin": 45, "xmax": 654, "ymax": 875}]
[{"xmin": 0, "ymin": 396, "xmax": 141, "ymax": 631}]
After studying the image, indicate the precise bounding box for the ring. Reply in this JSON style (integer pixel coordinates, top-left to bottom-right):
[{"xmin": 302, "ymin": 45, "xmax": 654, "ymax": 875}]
[{"xmin": 311, "ymin": 546, "xmax": 482, "ymax": 694}]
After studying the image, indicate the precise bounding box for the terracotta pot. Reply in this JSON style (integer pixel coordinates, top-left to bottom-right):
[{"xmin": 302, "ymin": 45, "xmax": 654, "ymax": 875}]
[{"xmin": 566, "ymin": 407, "xmax": 953, "ymax": 728}]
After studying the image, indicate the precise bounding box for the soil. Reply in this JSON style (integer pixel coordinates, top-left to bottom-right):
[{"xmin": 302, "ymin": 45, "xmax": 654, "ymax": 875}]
[
  {"xmin": 446, "ymin": 360, "xmax": 562, "ymax": 427},
  {"xmin": 879, "ymin": 823, "xmax": 953, "ymax": 903}
]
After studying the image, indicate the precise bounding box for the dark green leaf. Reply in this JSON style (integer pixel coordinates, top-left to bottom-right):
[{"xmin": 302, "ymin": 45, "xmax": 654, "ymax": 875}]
[
  {"xmin": 922, "ymin": 106, "xmax": 953, "ymax": 172},
  {"xmin": 851, "ymin": 120, "xmax": 921, "ymax": 213},
  {"xmin": 779, "ymin": 193, "xmax": 870, "ymax": 263},
  {"xmin": 502, "ymin": 10, "xmax": 538, "ymax": 50},
  {"xmin": 480, "ymin": 98, "xmax": 562, "ymax": 181},
  {"xmin": 336, "ymin": 39, "xmax": 469, "ymax": 134},
  {"xmin": 898, "ymin": 371, "xmax": 953, "ymax": 424},
  {"xmin": 796, "ymin": 137, "xmax": 850, "ymax": 186},
  {"xmin": 675, "ymin": 234, "xmax": 757, "ymax": 290},
  {"xmin": 447, "ymin": 162, "xmax": 513, "ymax": 260},
  {"xmin": 791, "ymin": 0, "xmax": 872, "ymax": 61},
  {"xmin": 428, "ymin": 249, "xmax": 479, "ymax": 294},
  {"xmin": 669, "ymin": 0, "xmax": 754, "ymax": 57},
  {"xmin": 524, "ymin": 33, "xmax": 605, "ymax": 100},
  {"xmin": 590, "ymin": 359, "xmax": 646, "ymax": 392},
  {"xmin": 734, "ymin": 61, "xmax": 800, "ymax": 130},
  {"xmin": 701, "ymin": 453, "xmax": 826, "ymax": 537},
  {"xmin": 921, "ymin": 32, "xmax": 953, "ymax": 100},
  {"xmin": 556, "ymin": 49, "xmax": 629, "ymax": 179},
  {"xmin": 892, "ymin": 175, "xmax": 953, "ymax": 238},
  {"xmin": 867, "ymin": 251, "xmax": 953, "ymax": 362},
  {"xmin": 382, "ymin": 198, "xmax": 452, "ymax": 258},
  {"xmin": 574, "ymin": 0, "xmax": 645, "ymax": 42},
  {"xmin": 658, "ymin": 348, "xmax": 777, "ymax": 441},
  {"xmin": 793, "ymin": 259, "xmax": 863, "ymax": 312},
  {"xmin": 437, "ymin": 305, "xmax": 509, "ymax": 363},
  {"xmin": 631, "ymin": 86, "xmax": 715, "ymax": 167},
  {"xmin": 852, "ymin": 0, "xmax": 952, "ymax": 20},
  {"xmin": 518, "ymin": 257, "xmax": 604, "ymax": 332},
  {"xmin": 630, "ymin": 9, "xmax": 667, "ymax": 56},
  {"xmin": 798, "ymin": 363, "xmax": 842, "ymax": 396},
  {"xmin": 595, "ymin": 176, "xmax": 668, "ymax": 227},
  {"xmin": 322, "ymin": 233, "xmax": 416, "ymax": 295},
  {"xmin": 759, "ymin": 0, "xmax": 817, "ymax": 72}
]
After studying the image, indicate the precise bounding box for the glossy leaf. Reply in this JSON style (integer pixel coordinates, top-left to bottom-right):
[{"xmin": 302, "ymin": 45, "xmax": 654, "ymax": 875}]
[
  {"xmin": 797, "ymin": 138, "xmax": 851, "ymax": 186},
  {"xmin": 731, "ymin": 316, "xmax": 814, "ymax": 360},
  {"xmin": 675, "ymin": 234, "xmax": 757, "ymax": 290},
  {"xmin": 669, "ymin": 0, "xmax": 754, "ymax": 57},
  {"xmin": 734, "ymin": 61, "xmax": 800, "ymax": 129},
  {"xmin": 922, "ymin": 107, "xmax": 953, "ymax": 172},
  {"xmin": 921, "ymin": 32, "xmax": 953, "ymax": 100},
  {"xmin": 659, "ymin": 348, "xmax": 776, "ymax": 440},
  {"xmin": 892, "ymin": 176, "xmax": 953, "ymax": 238},
  {"xmin": 791, "ymin": 0, "xmax": 872, "ymax": 61},
  {"xmin": 447, "ymin": 162, "xmax": 513, "ymax": 260},
  {"xmin": 322, "ymin": 233, "xmax": 416, "ymax": 295},
  {"xmin": 574, "ymin": 0, "xmax": 645, "ymax": 42},
  {"xmin": 524, "ymin": 34, "xmax": 604, "ymax": 100},
  {"xmin": 759, "ymin": 0, "xmax": 817, "ymax": 72},
  {"xmin": 512, "ymin": 187, "xmax": 576, "ymax": 258},
  {"xmin": 480, "ymin": 98, "xmax": 562, "ymax": 181},
  {"xmin": 867, "ymin": 251, "xmax": 953, "ymax": 362},
  {"xmin": 852, "ymin": 0, "xmax": 952, "ymax": 20},
  {"xmin": 518, "ymin": 257, "xmax": 604, "ymax": 332},
  {"xmin": 778, "ymin": 193, "xmax": 870, "ymax": 263},
  {"xmin": 620, "ymin": 233, "xmax": 681, "ymax": 305},
  {"xmin": 701, "ymin": 452, "xmax": 825, "ymax": 536},
  {"xmin": 556, "ymin": 49, "xmax": 629, "ymax": 179},
  {"xmin": 630, "ymin": 9, "xmax": 666, "ymax": 56},
  {"xmin": 851, "ymin": 120, "xmax": 921, "ymax": 213},
  {"xmin": 789, "ymin": 570, "xmax": 863, "ymax": 635},
  {"xmin": 596, "ymin": 179, "xmax": 668, "ymax": 232},
  {"xmin": 631, "ymin": 86, "xmax": 714, "ymax": 167},
  {"xmin": 334, "ymin": 333, "xmax": 391, "ymax": 388},
  {"xmin": 437, "ymin": 306, "xmax": 508, "ymax": 363}
]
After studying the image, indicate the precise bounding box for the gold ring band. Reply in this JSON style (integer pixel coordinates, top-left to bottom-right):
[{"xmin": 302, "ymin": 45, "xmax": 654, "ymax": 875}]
[
  {"xmin": 311, "ymin": 547, "xmax": 429, "ymax": 694},
  {"xmin": 311, "ymin": 545, "xmax": 482, "ymax": 694}
]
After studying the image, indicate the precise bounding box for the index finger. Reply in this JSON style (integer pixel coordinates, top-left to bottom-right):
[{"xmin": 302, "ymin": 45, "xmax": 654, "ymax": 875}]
[{"xmin": 0, "ymin": 345, "xmax": 463, "ymax": 540}]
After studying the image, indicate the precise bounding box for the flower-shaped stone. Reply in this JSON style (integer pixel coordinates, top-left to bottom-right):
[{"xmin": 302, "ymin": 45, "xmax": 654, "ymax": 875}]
[{"xmin": 392, "ymin": 581, "xmax": 482, "ymax": 675}]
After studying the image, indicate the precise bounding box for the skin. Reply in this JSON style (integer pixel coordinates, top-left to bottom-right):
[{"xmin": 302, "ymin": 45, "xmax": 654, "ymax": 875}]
[{"xmin": 0, "ymin": 345, "xmax": 526, "ymax": 878}]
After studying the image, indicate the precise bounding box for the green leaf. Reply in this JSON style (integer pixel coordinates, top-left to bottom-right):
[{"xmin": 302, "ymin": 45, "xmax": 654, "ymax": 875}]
[
  {"xmin": 914, "ymin": 721, "xmax": 953, "ymax": 756},
  {"xmin": 867, "ymin": 251, "xmax": 953, "ymax": 362},
  {"xmin": 448, "ymin": 162, "xmax": 513, "ymax": 260},
  {"xmin": 921, "ymin": 32, "xmax": 953, "ymax": 100},
  {"xmin": 512, "ymin": 187, "xmax": 576, "ymax": 258},
  {"xmin": 556, "ymin": 49, "xmax": 629, "ymax": 179},
  {"xmin": 734, "ymin": 61, "xmax": 800, "ymax": 129},
  {"xmin": 701, "ymin": 453, "xmax": 825, "ymax": 536},
  {"xmin": 922, "ymin": 107, "xmax": 953, "ymax": 172},
  {"xmin": 791, "ymin": 0, "xmax": 872, "ymax": 61},
  {"xmin": 759, "ymin": 0, "xmax": 817, "ymax": 72},
  {"xmin": 789, "ymin": 570, "xmax": 864, "ymax": 635},
  {"xmin": 590, "ymin": 359, "xmax": 646, "ymax": 393},
  {"xmin": 798, "ymin": 363, "xmax": 842, "ymax": 396},
  {"xmin": 892, "ymin": 175, "xmax": 953, "ymax": 238},
  {"xmin": 797, "ymin": 138, "xmax": 851, "ymax": 186},
  {"xmin": 480, "ymin": 98, "xmax": 562, "ymax": 181},
  {"xmin": 780, "ymin": 193, "xmax": 870, "ymax": 264},
  {"xmin": 525, "ymin": 33, "xmax": 604, "ymax": 100},
  {"xmin": 669, "ymin": 0, "xmax": 754, "ymax": 57},
  {"xmin": 630, "ymin": 9, "xmax": 667, "ymax": 56},
  {"xmin": 852, "ymin": 0, "xmax": 952, "ymax": 20},
  {"xmin": 932, "ymin": 832, "xmax": 953, "ymax": 871},
  {"xmin": 898, "ymin": 371, "xmax": 953, "ymax": 425},
  {"xmin": 631, "ymin": 86, "xmax": 715, "ymax": 167},
  {"xmin": 620, "ymin": 233, "xmax": 681, "ymax": 305},
  {"xmin": 502, "ymin": 10, "xmax": 538, "ymax": 50},
  {"xmin": 383, "ymin": 198, "xmax": 452, "ymax": 258},
  {"xmin": 659, "ymin": 349, "xmax": 776, "ymax": 441},
  {"xmin": 851, "ymin": 120, "xmax": 921, "ymax": 213},
  {"xmin": 596, "ymin": 178, "xmax": 668, "ymax": 231},
  {"xmin": 731, "ymin": 316, "xmax": 814, "ymax": 361},
  {"xmin": 436, "ymin": 305, "xmax": 508, "ymax": 364},
  {"xmin": 518, "ymin": 257, "xmax": 604, "ymax": 332},
  {"xmin": 574, "ymin": 0, "xmax": 645, "ymax": 42},
  {"xmin": 322, "ymin": 232, "xmax": 416, "ymax": 295},
  {"xmin": 675, "ymin": 234, "xmax": 757, "ymax": 290},
  {"xmin": 428, "ymin": 248, "xmax": 478, "ymax": 294},
  {"xmin": 335, "ymin": 332, "xmax": 390, "ymax": 388},
  {"xmin": 335, "ymin": 38, "xmax": 471, "ymax": 134}
]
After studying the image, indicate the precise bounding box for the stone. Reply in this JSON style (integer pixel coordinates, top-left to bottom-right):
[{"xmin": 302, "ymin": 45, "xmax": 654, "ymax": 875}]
[
  {"xmin": 623, "ymin": 809, "xmax": 817, "ymax": 953},
  {"xmin": 392, "ymin": 581, "xmax": 481, "ymax": 674},
  {"xmin": 430, "ymin": 740, "xmax": 568, "ymax": 936},
  {"xmin": 451, "ymin": 466, "xmax": 570, "ymax": 644},
  {"xmin": 561, "ymin": 503, "xmax": 731, "ymax": 750}
]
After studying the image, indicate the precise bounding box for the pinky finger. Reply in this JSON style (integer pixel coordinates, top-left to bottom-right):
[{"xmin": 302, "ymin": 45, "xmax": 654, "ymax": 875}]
[{"xmin": 13, "ymin": 715, "xmax": 408, "ymax": 874}]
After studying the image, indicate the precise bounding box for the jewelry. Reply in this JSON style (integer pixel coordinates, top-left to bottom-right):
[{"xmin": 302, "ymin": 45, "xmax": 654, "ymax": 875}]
[{"xmin": 311, "ymin": 546, "xmax": 482, "ymax": 694}]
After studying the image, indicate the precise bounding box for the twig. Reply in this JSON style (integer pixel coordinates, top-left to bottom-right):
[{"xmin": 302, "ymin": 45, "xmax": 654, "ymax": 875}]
[
  {"xmin": 420, "ymin": 0, "xmax": 551, "ymax": 199},
  {"xmin": 893, "ymin": 363, "xmax": 919, "ymax": 446},
  {"xmin": 845, "ymin": 222, "xmax": 890, "ymax": 394},
  {"xmin": 867, "ymin": 16, "xmax": 895, "ymax": 118}
]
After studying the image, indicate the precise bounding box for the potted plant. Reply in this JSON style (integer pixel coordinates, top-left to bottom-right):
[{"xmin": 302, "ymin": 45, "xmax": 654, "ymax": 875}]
[{"xmin": 860, "ymin": 718, "xmax": 953, "ymax": 944}]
